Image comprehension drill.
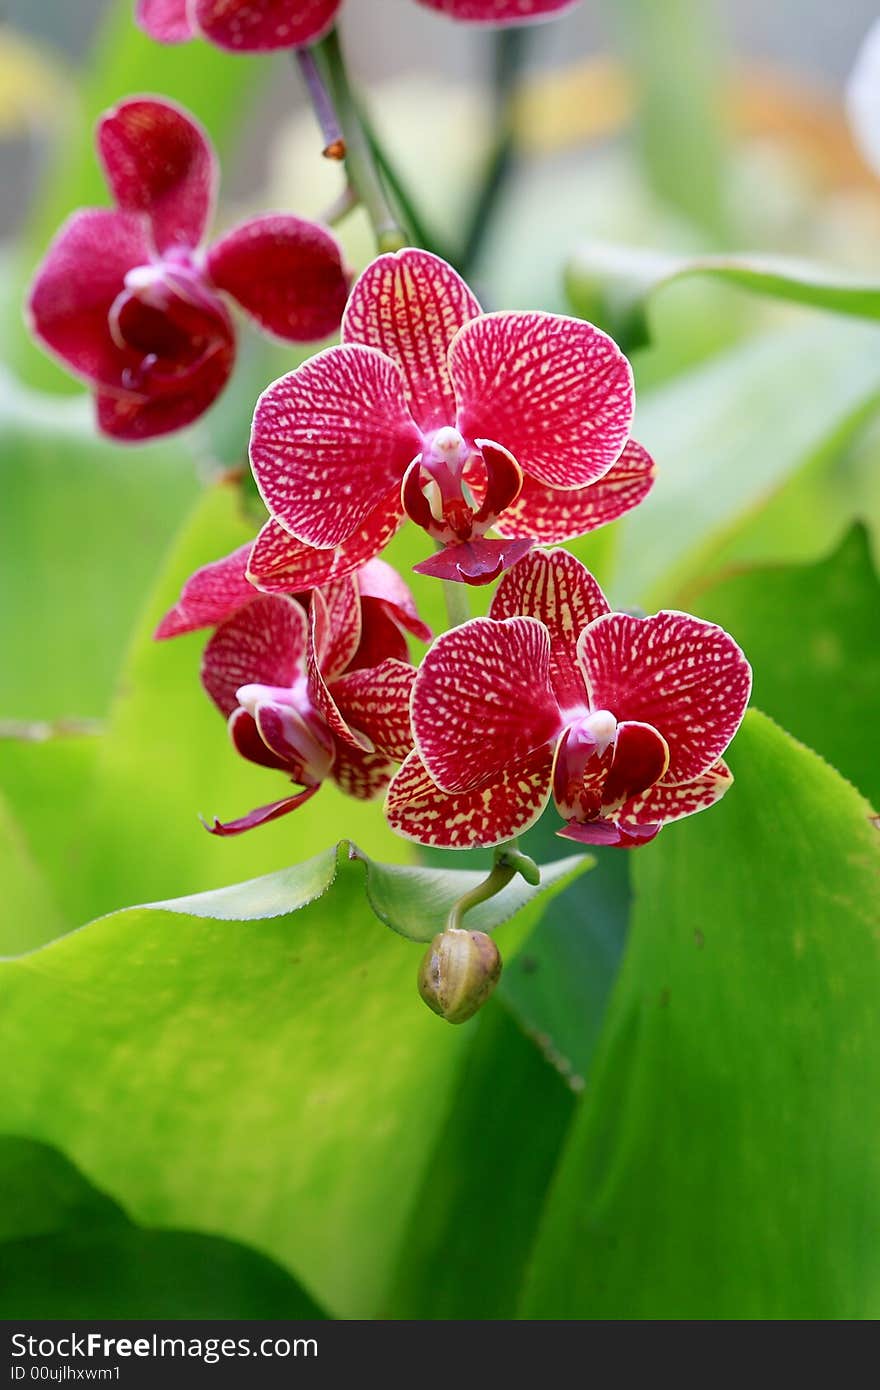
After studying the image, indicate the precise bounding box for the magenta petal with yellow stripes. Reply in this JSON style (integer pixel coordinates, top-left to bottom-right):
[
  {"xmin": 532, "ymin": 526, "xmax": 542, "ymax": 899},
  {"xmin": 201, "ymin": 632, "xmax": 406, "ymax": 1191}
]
[
  {"xmin": 343, "ymin": 248, "xmax": 481, "ymax": 431},
  {"xmin": 247, "ymin": 507, "xmax": 406, "ymax": 593},
  {"xmin": 495, "ymin": 439, "xmax": 656, "ymax": 543},
  {"xmin": 385, "ymin": 748, "xmax": 555, "ymax": 849},
  {"xmin": 450, "ymin": 310, "xmax": 634, "ymax": 489},
  {"xmin": 331, "ymin": 660, "xmax": 417, "ymax": 762},
  {"xmin": 311, "ymin": 578, "xmax": 362, "ymax": 681},
  {"xmin": 154, "ymin": 542, "xmax": 255, "ymax": 639},
  {"xmin": 201, "ymin": 594, "xmax": 306, "ymax": 717},
  {"xmin": 413, "ymin": 616, "xmax": 560, "ymax": 793},
  {"xmin": 250, "ymin": 345, "xmax": 420, "ymax": 549},
  {"xmin": 98, "ymin": 97, "xmax": 215, "ymax": 255},
  {"xmin": 578, "ymin": 610, "xmax": 752, "ymax": 784},
  {"xmin": 332, "ymin": 744, "xmax": 397, "ymax": 802},
  {"xmin": 619, "ymin": 759, "xmax": 734, "ymax": 828},
  {"xmin": 490, "ymin": 549, "xmax": 608, "ymax": 712}
]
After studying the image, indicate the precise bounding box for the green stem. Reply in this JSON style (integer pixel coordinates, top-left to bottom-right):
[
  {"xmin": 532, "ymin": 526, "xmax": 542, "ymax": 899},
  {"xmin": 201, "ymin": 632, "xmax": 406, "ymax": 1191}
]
[
  {"xmin": 359, "ymin": 106, "xmax": 452, "ymax": 260},
  {"xmin": 460, "ymin": 29, "xmax": 531, "ymax": 275},
  {"xmin": 445, "ymin": 839, "xmax": 541, "ymax": 932},
  {"xmin": 314, "ymin": 30, "xmax": 406, "ymax": 252},
  {"xmin": 441, "ymin": 578, "xmax": 471, "ymax": 629}
]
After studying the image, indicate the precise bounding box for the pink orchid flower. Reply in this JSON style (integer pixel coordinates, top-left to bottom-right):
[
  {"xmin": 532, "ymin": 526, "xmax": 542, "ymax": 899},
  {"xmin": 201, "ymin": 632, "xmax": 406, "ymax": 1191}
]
[
  {"xmin": 386, "ymin": 548, "xmax": 751, "ymax": 849},
  {"xmin": 248, "ymin": 248, "xmax": 653, "ymax": 590},
  {"xmin": 28, "ymin": 96, "xmax": 350, "ymax": 441},
  {"xmin": 197, "ymin": 569, "xmax": 423, "ymax": 834},
  {"xmin": 137, "ymin": 0, "xmax": 581, "ymax": 53},
  {"xmin": 156, "ymin": 544, "xmax": 432, "ymax": 666}
]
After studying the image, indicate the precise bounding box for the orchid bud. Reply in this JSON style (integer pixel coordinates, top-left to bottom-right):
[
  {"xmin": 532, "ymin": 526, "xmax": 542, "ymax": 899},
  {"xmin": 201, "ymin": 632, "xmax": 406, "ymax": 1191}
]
[{"xmin": 417, "ymin": 929, "xmax": 502, "ymax": 1025}]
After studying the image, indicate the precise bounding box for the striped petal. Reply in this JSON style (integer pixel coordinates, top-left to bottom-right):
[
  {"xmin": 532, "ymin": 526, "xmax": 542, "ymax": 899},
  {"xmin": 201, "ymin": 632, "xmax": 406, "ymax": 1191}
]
[
  {"xmin": 495, "ymin": 438, "xmax": 656, "ymax": 542},
  {"xmin": 356, "ymin": 559, "xmax": 432, "ymax": 643},
  {"xmin": 620, "ymin": 759, "xmax": 734, "ymax": 828},
  {"xmin": 154, "ymin": 542, "xmax": 255, "ymax": 639},
  {"xmin": 312, "ymin": 576, "xmax": 362, "ymax": 681},
  {"xmin": 331, "ymin": 741, "xmax": 396, "ymax": 802},
  {"xmin": 491, "ymin": 548, "xmax": 607, "ymax": 713},
  {"xmin": 413, "ymin": 616, "xmax": 560, "ymax": 793},
  {"xmin": 450, "ymin": 310, "xmax": 634, "ymax": 490},
  {"xmin": 578, "ymin": 611, "xmax": 752, "ymax": 783},
  {"xmin": 247, "ymin": 504, "xmax": 405, "ymax": 594},
  {"xmin": 250, "ymin": 345, "xmax": 421, "ymax": 549},
  {"xmin": 330, "ymin": 660, "xmax": 416, "ymax": 762},
  {"xmin": 98, "ymin": 97, "xmax": 216, "ymax": 254},
  {"xmin": 306, "ymin": 592, "xmax": 372, "ymax": 753},
  {"xmin": 136, "ymin": 0, "xmax": 195, "ymax": 42},
  {"xmin": 385, "ymin": 747, "xmax": 554, "ymax": 850},
  {"xmin": 193, "ymin": 0, "xmax": 342, "ymax": 51},
  {"xmin": 415, "ymin": 0, "xmax": 581, "ymax": 21},
  {"xmin": 343, "ymin": 248, "xmax": 481, "ymax": 433},
  {"xmin": 201, "ymin": 593, "xmax": 307, "ymax": 717},
  {"xmin": 27, "ymin": 209, "xmax": 149, "ymax": 390},
  {"xmin": 207, "ymin": 215, "xmax": 350, "ymax": 343},
  {"xmin": 228, "ymin": 706, "xmax": 294, "ymax": 772}
]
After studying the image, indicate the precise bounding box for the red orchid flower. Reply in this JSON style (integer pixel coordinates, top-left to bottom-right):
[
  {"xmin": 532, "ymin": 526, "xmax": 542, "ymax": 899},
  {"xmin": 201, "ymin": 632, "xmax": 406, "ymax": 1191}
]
[
  {"xmin": 248, "ymin": 248, "xmax": 652, "ymax": 591},
  {"xmin": 200, "ymin": 574, "xmax": 418, "ymax": 834},
  {"xmin": 27, "ymin": 97, "xmax": 350, "ymax": 441},
  {"xmin": 155, "ymin": 543, "xmax": 432, "ymax": 669},
  {"xmin": 137, "ymin": 0, "xmax": 581, "ymax": 53},
  {"xmin": 386, "ymin": 548, "xmax": 751, "ymax": 849}
]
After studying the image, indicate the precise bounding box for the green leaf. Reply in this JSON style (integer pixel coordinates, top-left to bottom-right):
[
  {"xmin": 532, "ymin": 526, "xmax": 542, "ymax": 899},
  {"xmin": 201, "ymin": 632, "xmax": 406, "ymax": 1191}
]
[
  {"xmin": 0, "ymin": 787, "xmax": 65, "ymax": 955},
  {"xmin": 0, "ymin": 380, "xmax": 198, "ymax": 721},
  {"xmin": 0, "ymin": 840, "xmax": 585, "ymax": 1315},
  {"xmin": 567, "ymin": 243, "xmax": 880, "ymax": 350},
  {"xmin": 691, "ymin": 526, "xmax": 880, "ymax": 807},
  {"xmin": 383, "ymin": 1005, "xmax": 576, "ymax": 1319},
  {"xmin": 150, "ymin": 839, "xmax": 590, "ymax": 944},
  {"xmin": 522, "ymin": 711, "xmax": 880, "ymax": 1319},
  {"xmin": 0, "ymin": 1137, "xmax": 326, "ymax": 1319},
  {"xmin": 609, "ymin": 319, "xmax": 880, "ymax": 607}
]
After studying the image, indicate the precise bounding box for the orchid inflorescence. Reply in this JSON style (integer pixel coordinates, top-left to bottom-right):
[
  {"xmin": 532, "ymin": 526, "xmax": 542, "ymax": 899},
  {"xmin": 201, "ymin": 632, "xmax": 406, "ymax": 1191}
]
[{"xmin": 28, "ymin": 0, "xmax": 751, "ymax": 1022}]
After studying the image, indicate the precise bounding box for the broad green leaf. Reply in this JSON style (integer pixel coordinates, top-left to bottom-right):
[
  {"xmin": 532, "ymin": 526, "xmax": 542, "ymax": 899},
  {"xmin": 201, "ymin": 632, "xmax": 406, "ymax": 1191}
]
[
  {"xmin": 0, "ymin": 834, "xmax": 571, "ymax": 1316},
  {"xmin": 522, "ymin": 712, "xmax": 880, "ymax": 1319},
  {"xmin": 611, "ymin": 319, "xmax": 880, "ymax": 607},
  {"xmin": 567, "ymin": 243, "xmax": 880, "ymax": 350},
  {"xmin": 0, "ymin": 787, "xmax": 65, "ymax": 955},
  {"xmin": 0, "ymin": 1136, "xmax": 326, "ymax": 1319},
  {"xmin": 150, "ymin": 839, "xmax": 590, "ymax": 944},
  {"xmin": 0, "ymin": 379, "xmax": 198, "ymax": 721},
  {"xmin": 383, "ymin": 1005, "xmax": 575, "ymax": 1319},
  {"xmin": 11, "ymin": 0, "xmax": 261, "ymax": 391},
  {"xmin": 691, "ymin": 526, "xmax": 880, "ymax": 807}
]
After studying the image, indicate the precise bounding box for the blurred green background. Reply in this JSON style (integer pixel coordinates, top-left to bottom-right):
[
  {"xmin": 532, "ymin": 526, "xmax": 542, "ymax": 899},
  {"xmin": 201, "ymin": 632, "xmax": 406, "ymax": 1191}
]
[{"xmin": 1, "ymin": 0, "xmax": 879, "ymax": 1321}]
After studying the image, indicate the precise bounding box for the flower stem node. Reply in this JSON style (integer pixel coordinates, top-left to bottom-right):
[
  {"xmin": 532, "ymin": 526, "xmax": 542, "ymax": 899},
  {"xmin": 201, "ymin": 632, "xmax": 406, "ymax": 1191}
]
[{"xmin": 417, "ymin": 929, "xmax": 502, "ymax": 1025}]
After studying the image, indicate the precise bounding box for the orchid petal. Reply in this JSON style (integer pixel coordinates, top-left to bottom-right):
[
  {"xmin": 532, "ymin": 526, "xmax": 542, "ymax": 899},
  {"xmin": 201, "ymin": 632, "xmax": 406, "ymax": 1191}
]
[
  {"xmin": 601, "ymin": 720, "xmax": 670, "ymax": 813},
  {"xmin": 192, "ymin": 0, "xmax": 342, "ymax": 51},
  {"xmin": 313, "ymin": 575, "xmax": 362, "ymax": 681},
  {"xmin": 201, "ymin": 593, "xmax": 307, "ymax": 717},
  {"xmin": 247, "ymin": 506, "xmax": 406, "ymax": 594},
  {"xmin": 94, "ymin": 325, "xmax": 234, "ymax": 439},
  {"xmin": 343, "ymin": 247, "xmax": 481, "ymax": 432},
  {"xmin": 491, "ymin": 548, "xmax": 608, "ymax": 712},
  {"xmin": 356, "ymin": 559, "xmax": 432, "ymax": 643},
  {"xmin": 415, "ymin": 0, "xmax": 581, "ymax": 22},
  {"xmin": 620, "ymin": 759, "xmax": 734, "ymax": 827},
  {"xmin": 450, "ymin": 310, "xmax": 634, "ymax": 489},
  {"xmin": 228, "ymin": 706, "xmax": 294, "ymax": 772},
  {"xmin": 27, "ymin": 209, "xmax": 149, "ymax": 390},
  {"xmin": 207, "ymin": 215, "xmax": 350, "ymax": 343},
  {"xmin": 413, "ymin": 537, "xmax": 535, "ymax": 586},
  {"xmin": 331, "ymin": 742, "xmax": 396, "ymax": 802},
  {"xmin": 557, "ymin": 818, "xmax": 661, "ymax": 849},
  {"xmin": 136, "ymin": 0, "xmax": 195, "ymax": 43},
  {"xmin": 578, "ymin": 611, "xmax": 752, "ymax": 783},
  {"xmin": 494, "ymin": 438, "xmax": 656, "ymax": 542},
  {"xmin": 413, "ymin": 616, "xmax": 560, "ymax": 793},
  {"xmin": 350, "ymin": 604, "xmax": 410, "ymax": 670},
  {"xmin": 330, "ymin": 660, "xmax": 416, "ymax": 762},
  {"xmin": 154, "ymin": 542, "xmax": 255, "ymax": 638},
  {"xmin": 203, "ymin": 786, "xmax": 319, "ymax": 837},
  {"xmin": 250, "ymin": 345, "xmax": 421, "ymax": 549},
  {"xmin": 385, "ymin": 747, "xmax": 554, "ymax": 850},
  {"xmin": 98, "ymin": 97, "xmax": 216, "ymax": 254},
  {"xmin": 306, "ymin": 592, "xmax": 372, "ymax": 753}
]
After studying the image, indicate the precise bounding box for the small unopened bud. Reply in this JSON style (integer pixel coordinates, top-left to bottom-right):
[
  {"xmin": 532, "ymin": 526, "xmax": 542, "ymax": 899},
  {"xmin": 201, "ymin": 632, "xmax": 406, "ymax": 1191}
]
[{"xmin": 417, "ymin": 929, "xmax": 502, "ymax": 1025}]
